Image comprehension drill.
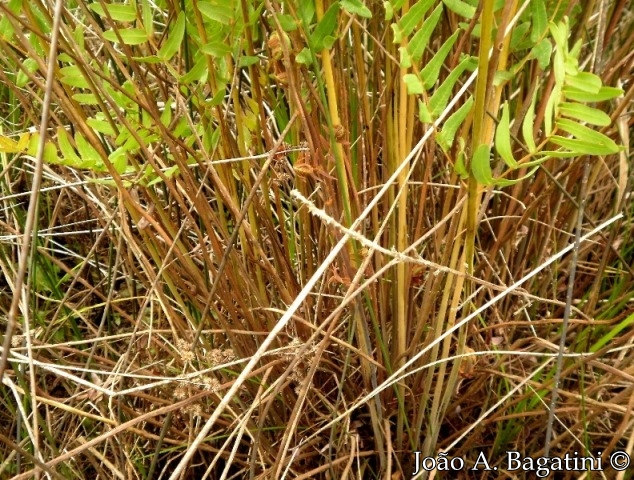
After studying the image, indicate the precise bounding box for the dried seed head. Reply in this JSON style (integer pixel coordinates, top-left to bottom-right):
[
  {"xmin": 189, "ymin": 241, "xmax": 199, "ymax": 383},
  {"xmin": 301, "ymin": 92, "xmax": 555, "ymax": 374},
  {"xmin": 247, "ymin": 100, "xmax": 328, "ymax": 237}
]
[
  {"xmin": 222, "ymin": 349, "xmax": 236, "ymax": 363},
  {"xmin": 206, "ymin": 348, "xmax": 223, "ymax": 366},
  {"xmin": 334, "ymin": 124, "xmax": 346, "ymax": 141},
  {"xmin": 185, "ymin": 403, "xmax": 202, "ymax": 418},
  {"xmin": 201, "ymin": 376, "xmax": 221, "ymax": 392},
  {"xmin": 176, "ymin": 338, "xmax": 195, "ymax": 363},
  {"xmin": 174, "ymin": 383, "xmax": 188, "ymax": 400}
]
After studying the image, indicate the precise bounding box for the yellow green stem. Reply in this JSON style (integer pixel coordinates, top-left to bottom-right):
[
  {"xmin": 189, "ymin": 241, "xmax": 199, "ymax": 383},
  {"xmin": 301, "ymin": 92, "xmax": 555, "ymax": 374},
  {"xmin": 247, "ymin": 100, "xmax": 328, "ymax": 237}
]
[{"xmin": 315, "ymin": 0, "xmax": 353, "ymax": 228}]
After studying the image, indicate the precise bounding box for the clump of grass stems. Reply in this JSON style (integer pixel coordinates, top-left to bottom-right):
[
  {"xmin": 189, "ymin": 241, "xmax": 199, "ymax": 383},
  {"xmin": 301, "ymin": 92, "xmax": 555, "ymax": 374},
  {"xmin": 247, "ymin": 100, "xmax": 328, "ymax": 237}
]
[{"xmin": 0, "ymin": 0, "xmax": 632, "ymax": 478}]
